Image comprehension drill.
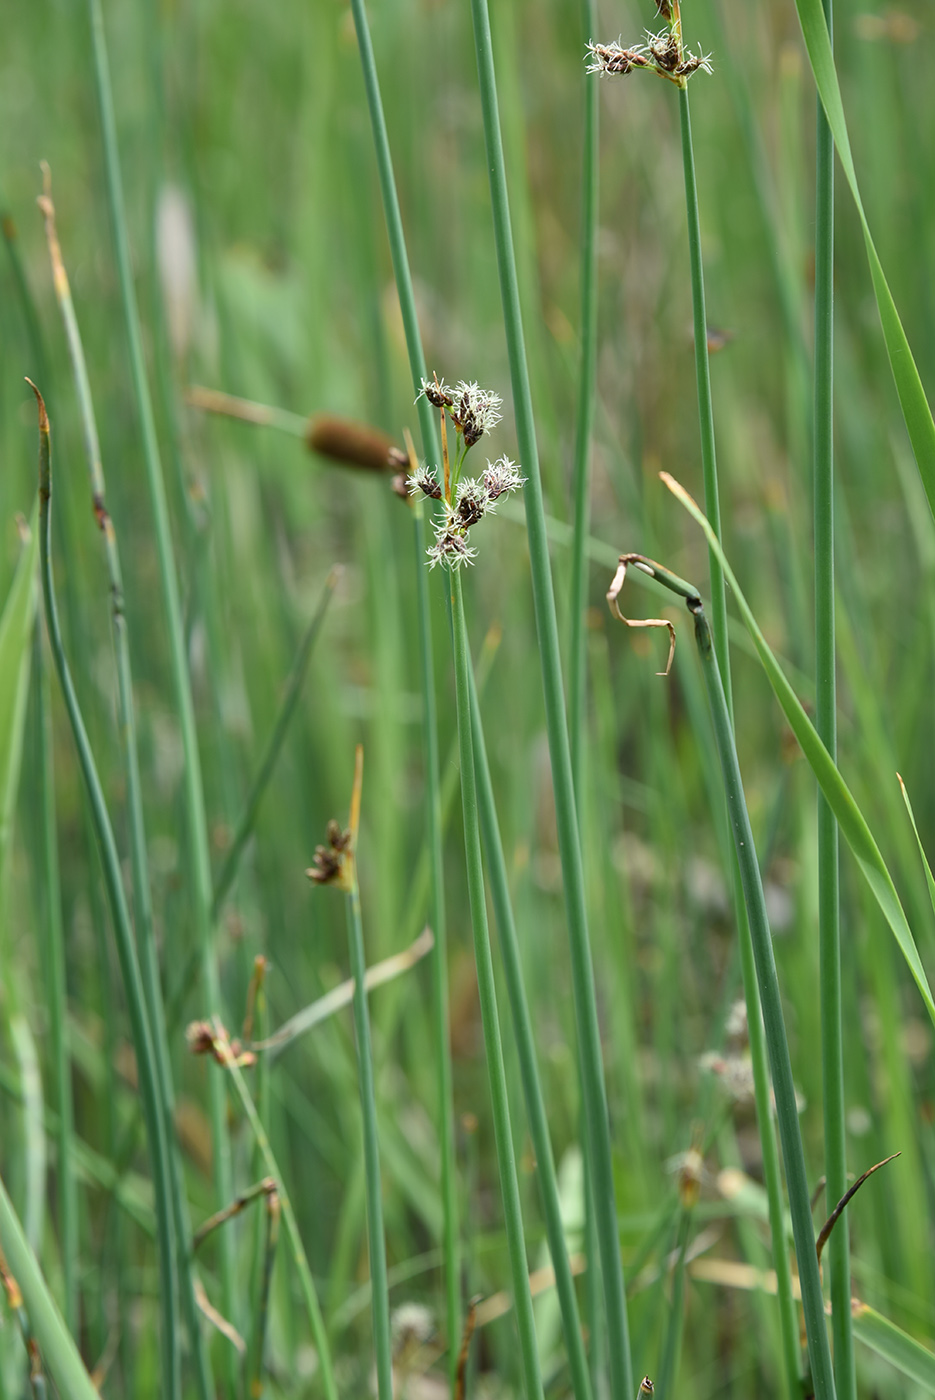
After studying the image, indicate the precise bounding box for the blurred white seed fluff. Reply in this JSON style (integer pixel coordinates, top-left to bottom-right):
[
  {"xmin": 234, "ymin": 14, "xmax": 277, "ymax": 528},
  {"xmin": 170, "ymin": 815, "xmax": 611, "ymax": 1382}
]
[{"xmin": 156, "ymin": 183, "xmax": 198, "ymax": 361}]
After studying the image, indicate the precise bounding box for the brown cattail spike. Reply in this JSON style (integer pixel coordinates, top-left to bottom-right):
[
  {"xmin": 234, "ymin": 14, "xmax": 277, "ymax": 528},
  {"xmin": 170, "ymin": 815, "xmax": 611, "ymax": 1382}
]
[{"xmin": 305, "ymin": 414, "xmax": 405, "ymax": 473}]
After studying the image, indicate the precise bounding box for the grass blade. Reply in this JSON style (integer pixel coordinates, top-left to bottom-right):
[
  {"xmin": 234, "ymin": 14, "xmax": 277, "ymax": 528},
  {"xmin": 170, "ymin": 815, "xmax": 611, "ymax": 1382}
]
[
  {"xmin": 0, "ymin": 1173, "xmax": 99, "ymax": 1400},
  {"xmin": 663, "ymin": 472, "xmax": 935, "ymax": 1028},
  {"xmin": 852, "ymin": 1304, "xmax": 935, "ymax": 1392}
]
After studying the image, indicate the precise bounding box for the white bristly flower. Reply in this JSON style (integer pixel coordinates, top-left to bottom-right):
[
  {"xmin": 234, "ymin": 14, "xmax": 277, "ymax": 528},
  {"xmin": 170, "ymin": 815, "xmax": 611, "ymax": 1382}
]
[
  {"xmin": 482, "ymin": 456, "xmax": 526, "ymax": 501},
  {"xmin": 416, "ymin": 376, "xmax": 454, "ymax": 409},
  {"xmin": 407, "ymin": 464, "xmax": 443, "ymax": 499},
  {"xmin": 427, "ymin": 529, "xmax": 477, "ymax": 571},
  {"xmin": 452, "ymin": 381, "xmax": 503, "ymax": 446}
]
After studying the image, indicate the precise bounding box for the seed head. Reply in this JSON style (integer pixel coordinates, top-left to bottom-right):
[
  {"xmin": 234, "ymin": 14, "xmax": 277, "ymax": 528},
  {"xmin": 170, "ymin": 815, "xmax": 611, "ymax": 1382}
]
[
  {"xmin": 585, "ymin": 39, "xmax": 650, "ymax": 75},
  {"xmin": 451, "ymin": 381, "xmax": 503, "ymax": 447},
  {"xmin": 427, "ymin": 527, "xmax": 477, "ymax": 571},
  {"xmin": 407, "ymin": 464, "xmax": 443, "ymax": 499},
  {"xmin": 417, "ymin": 374, "xmax": 454, "ymax": 410},
  {"xmin": 455, "ymin": 477, "xmax": 490, "ymax": 528},
  {"xmin": 482, "ymin": 455, "xmax": 526, "ymax": 501}
]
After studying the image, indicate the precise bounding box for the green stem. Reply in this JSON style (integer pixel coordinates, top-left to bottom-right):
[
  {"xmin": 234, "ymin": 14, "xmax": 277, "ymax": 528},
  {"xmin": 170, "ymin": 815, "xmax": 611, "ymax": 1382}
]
[
  {"xmin": 0, "ymin": 1173, "xmax": 98, "ymax": 1400},
  {"xmin": 814, "ymin": 0, "xmax": 853, "ymax": 1390},
  {"xmin": 33, "ymin": 387, "xmax": 182, "ymax": 1400},
  {"xmin": 570, "ymin": 0, "xmax": 600, "ymax": 803},
  {"xmin": 467, "ymin": 662, "xmax": 594, "ymax": 1400},
  {"xmin": 39, "ymin": 194, "xmax": 214, "ymax": 1399},
  {"xmin": 468, "ymin": 5, "xmax": 633, "ymax": 1393},
  {"xmin": 218, "ymin": 1038, "xmax": 338, "ymax": 1400},
  {"xmin": 33, "ymin": 626, "xmax": 78, "ymax": 1335},
  {"xmin": 345, "ymin": 837, "xmax": 394, "ymax": 1400},
  {"xmin": 690, "ymin": 596, "xmax": 837, "ymax": 1400},
  {"xmin": 212, "ymin": 569, "xmax": 339, "ymax": 920},
  {"xmin": 347, "ymin": 0, "xmax": 459, "ymax": 1366},
  {"xmin": 85, "ymin": 0, "xmax": 235, "ymax": 1364},
  {"xmin": 412, "ymin": 500, "xmax": 461, "ymax": 1369},
  {"xmin": 678, "ymin": 84, "xmax": 729, "ymax": 691},
  {"xmin": 450, "ymin": 567, "xmax": 544, "ymax": 1400}
]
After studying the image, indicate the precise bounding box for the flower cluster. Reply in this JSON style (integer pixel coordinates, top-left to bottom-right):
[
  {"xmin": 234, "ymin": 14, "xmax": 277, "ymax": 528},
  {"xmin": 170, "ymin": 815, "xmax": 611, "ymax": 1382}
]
[
  {"xmin": 415, "ymin": 457, "xmax": 526, "ymax": 570},
  {"xmin": 586, "ymin": 0, "xmax": 712, "ymax": 87},
  {"xmin": 409, "ymin": 373, "xmax": 524, "ymax": 570},
  {"xmin": 417, "ymin": 376, "xmax": 503, "ymax": 447}
]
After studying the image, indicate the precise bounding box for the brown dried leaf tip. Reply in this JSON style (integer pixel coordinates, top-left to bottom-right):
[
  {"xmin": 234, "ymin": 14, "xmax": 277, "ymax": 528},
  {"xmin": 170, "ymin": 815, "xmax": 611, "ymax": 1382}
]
[
  {"xmin": 306, "ymin": 818, "xmax": 353, "ymax": 890},
  {"xmin": 186, "ymin": 1019, "xmax": 257, "ymax": 1068}
]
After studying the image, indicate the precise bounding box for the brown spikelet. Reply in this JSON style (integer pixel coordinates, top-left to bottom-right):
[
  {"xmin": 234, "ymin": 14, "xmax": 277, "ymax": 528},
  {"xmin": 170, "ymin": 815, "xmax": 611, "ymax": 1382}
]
[{"xmin": 305, "ymin": 414, "xmax": 407, "ymax": 472}]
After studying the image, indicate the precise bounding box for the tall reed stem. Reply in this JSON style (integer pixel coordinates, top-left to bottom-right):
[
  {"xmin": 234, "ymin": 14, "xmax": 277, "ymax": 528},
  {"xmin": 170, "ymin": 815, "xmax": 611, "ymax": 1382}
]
[
  {"xmin": 32, "ymin": 384, "xmax": 182, "ymax": 1400},
  {"xmin": 814, "ymin": 0, "xmax": 853, "ymax": 1389},
  {"xmin": 676, "ymin": 81, "xmax": 802, "ymax": 1397},
  {"xmin": 343, "ymin": 747, "xmax": 394, "ymax": 1400},
  {"xmin": 467, "ymin": 663, "xmax": 593, "ymax": 1400},
  {"xmin": 33, "ymin": 626, "xmax": 78, "ymax": 1335},
  {"xmin": 678, "ymin": 84, "xmax": 729, "ymax": 689},
  {"xmin": 691, "ymin": 596, "xmax": 836, "ymax": 1400},
  {"xmin": 450, "ymin": 568, "xmax": 544, "ymax": 1400},
  {"xmin": 38, "ymin": 187, "xmax": 213, "ymax": 1398},
  {"xmin": 569, "ymin": 0, "xmax": 600, "ymax": 803},
  {"xmin": 85, "ymin": 0, "xmax": 236, "ymax": 1370},
  {"xmin": 347, "ymin": 0, "xmax": 460, "ymax": 1365},
  {"xmin": 468, "ymin": 5, "xmax": 633, "ymax": 1392}
]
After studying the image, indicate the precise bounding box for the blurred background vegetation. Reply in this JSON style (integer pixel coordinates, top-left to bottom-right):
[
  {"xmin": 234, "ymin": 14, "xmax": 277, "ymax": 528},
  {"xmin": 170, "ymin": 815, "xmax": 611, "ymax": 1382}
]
[{"xmin": 1, "ymin": 0, "xmax": 934, "ymax": 1393}]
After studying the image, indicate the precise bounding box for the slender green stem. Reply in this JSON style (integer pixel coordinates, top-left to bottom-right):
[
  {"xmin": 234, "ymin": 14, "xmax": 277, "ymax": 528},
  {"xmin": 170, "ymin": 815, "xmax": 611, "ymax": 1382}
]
[
  {"xmin": 468, "ymin": 5, "xmax": 633, "ymax": 1394},
  {"xmin": 212, "ymin": 569, "xmax": 339, "ymax": 920},
  {"xmin": 412, "ymin": 499, "xmax": 461, "ymax": 1369},
  {"xmin": 689, "ymin": 596, "xmax": 837, "ymax": 1400},
  {"xmin": 0, "ymin": 1173, "xmax": 99, "ymax": 1400},
  {"xmin": 814, "ymin": 0, "xmax": 853, "ymax": 1389},
  {"xmin": 39, "ymin": 192, "xmax": 214, "ymax": 1399},
  {"xmin": 678, "ymin": 85, "xmax": 729, "ymax": 692},
  {"xmin": 85, "ymin": 0, "xmax": 235, "ymax": 1367},
  {"xmin": 33, "ymin": 385, "xmax": 182, "ymax": 1400},
  {"xmin": 215, "ymin": 1033, "xmax": 339, "ymax": 1400},
  {"xmin": 347, "ymin": 0, "xmax": 459, "ymax": 1365},
  {"xmin": 570, "ymin": 0, "xmax": 600, "ymax": 804},
  {"xmin": 450, "ymin": 567, "xmax": 544, "ymax": 1400},
  {"xmin": 33, "ymin": 626, "xmax": 78, "ymax": 1335},
  {"xmin": 344, "ymin": 764, "xmax": 394, "ymax": 1400},
  {"xmin": 467, "ymin": 661, "xmax": 594, "ymax": 1400}
]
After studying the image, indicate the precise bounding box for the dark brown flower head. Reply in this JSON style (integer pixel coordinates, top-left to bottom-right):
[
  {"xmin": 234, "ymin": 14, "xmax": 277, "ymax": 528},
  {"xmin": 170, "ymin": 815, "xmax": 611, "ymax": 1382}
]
[
  {"xmin": 585, "ymin": 40, "xmax": 651, "ymax": 75},
  {"xmin": 306, "ymin": 820, "xmax": 353, "ymax": 888},
  {"xmin": 647, "ymin": 27, "xmax": 681, "ymax": 70},
  {"xmin": 417, "ymin": 374, "xmax": 455, "ymax": 410},
  {"xmin": 455, "ymin": 478, "xmax": 489, "ymax": 528},
  {"xmin": 186, "ymin": 1019, "xmax": 256, "ymax": 1067},
  {"xmin": 407, "ymin": 464, "xmax": 443, "ymax": 499},
  {"xmin": 450, "ymin": 381, "xmax": 503, "ymax": 447}
]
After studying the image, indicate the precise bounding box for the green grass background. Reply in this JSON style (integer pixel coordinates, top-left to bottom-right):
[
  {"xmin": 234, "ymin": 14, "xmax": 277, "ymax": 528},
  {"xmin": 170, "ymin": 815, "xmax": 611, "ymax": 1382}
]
[{"xmin": 1, "ymin": 0, "xmax": 934, "ymax": 1393}]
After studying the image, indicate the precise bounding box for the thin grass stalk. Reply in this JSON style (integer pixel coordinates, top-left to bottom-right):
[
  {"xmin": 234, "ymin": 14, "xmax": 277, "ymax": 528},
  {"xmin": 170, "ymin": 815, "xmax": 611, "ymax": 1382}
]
[
  {"xmin": 675, "ymin": 85, "xmax": 805, "ymax": 1394},
  {"xmin": 450, "ymin": 568, "xmax": 544, "ymax": 1400},
  {"xmin": 569, "ymin": 0, "xmax": 600, "ymax": 803},
  {"xmin": 411, "ymin": 496, "xmax": 461, "ymax": 1370},
  {"xmin": 688, "ymin": 597, "xmax": 836, "ymax": 1400},
  {"xmin": 84, "ymin": 0, "xmax": 236, "ymax": 1367},
  {"xmin": 38, "ymin": 189, "xmax": 215, "ymax": 1400},
  {"xmin": 212, "ymin": 569, "xmax": 339, "ymax": 920},
  {"xmin": 342, "ymin": 748, "xmax": 394, "ymax": 1400},
  {"xmin": 32, "ymin": 383, "xmax": 182, "ymax": 1399},
  {"xmin": 677, "ymin": 84, "xmax": 729, "ymax": 689},
  {"xmin": 33, "ymin": 626, "xmax": 77, "ymax": 1335},
  {"xmin": 347, "ymin": 0, "xmax": 459, "ymax": 1366},
  {"xmin": 212, "ymin": 1032, "xmax": 339, "ymax": 1400},
  {"xmin": 466, "ymin": 662, "xmax": 593, "ymax": 1400},
  {"xmin": 0, "ymin": 1174, "xmax": 98, "ymax": 1400},
  {"xmin": 467, "ymin": 5, "xmax": 633, "ymax": 1394},
  {"xmin": 814, "ymin": 0, "xmax": 853, "ymax": 1389}
]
